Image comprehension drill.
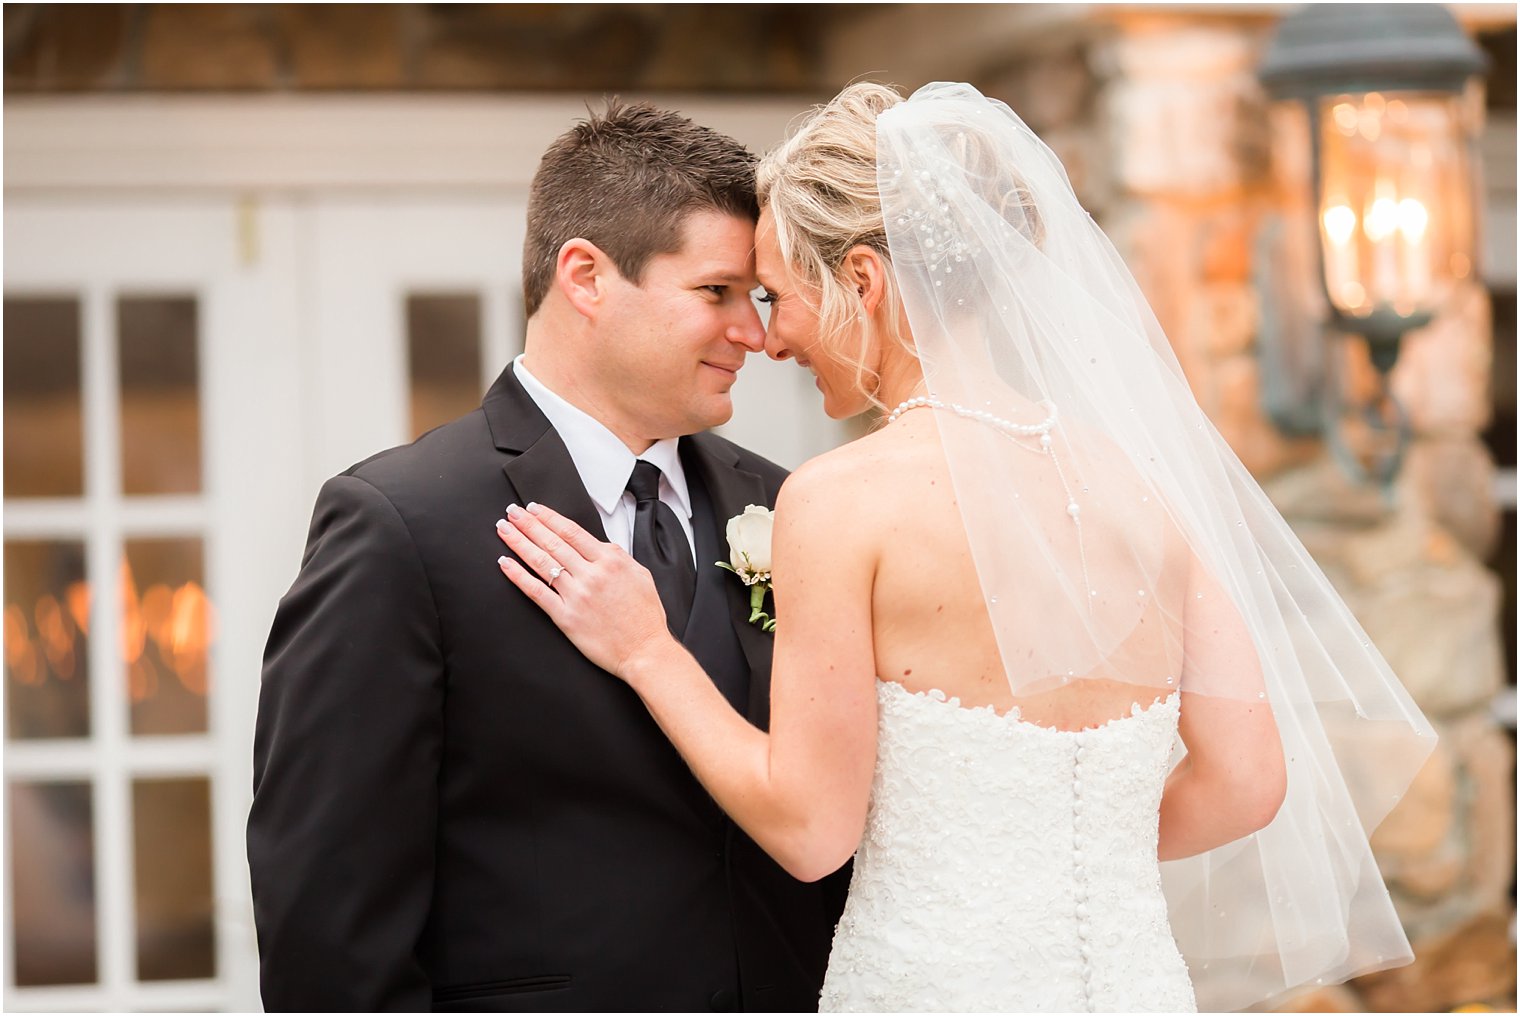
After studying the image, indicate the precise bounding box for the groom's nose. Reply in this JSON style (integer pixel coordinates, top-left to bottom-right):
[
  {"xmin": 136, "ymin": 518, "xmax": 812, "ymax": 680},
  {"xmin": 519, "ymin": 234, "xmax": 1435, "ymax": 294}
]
[{"xmin": 726, "ymin": 302, "xmax": 766, "ymax": 353}]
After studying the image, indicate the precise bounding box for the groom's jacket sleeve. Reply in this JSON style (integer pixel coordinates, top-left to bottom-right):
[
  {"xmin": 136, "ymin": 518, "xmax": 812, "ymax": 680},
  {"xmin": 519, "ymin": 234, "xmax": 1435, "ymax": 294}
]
[{"xmin": 248, "ymin": 473, "xmax": 443, "ymax": 1012}]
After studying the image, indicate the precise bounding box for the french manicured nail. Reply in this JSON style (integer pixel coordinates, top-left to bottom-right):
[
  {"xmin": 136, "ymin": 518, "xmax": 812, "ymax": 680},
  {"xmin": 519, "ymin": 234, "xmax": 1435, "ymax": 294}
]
[
  {"xmin": 505, "ymin": 504, "xmax": 524, "ymax": 518},
  {"xmin": 497, "ymin": 555, "xmax": 510, "ymax": 567},
  {"xmin": 496, "ymin": 518, "xmax": 511, "ymax": 533},
  {"xmin": 526, "ymin": 502, "xmax": 542, "ymax": 513}
]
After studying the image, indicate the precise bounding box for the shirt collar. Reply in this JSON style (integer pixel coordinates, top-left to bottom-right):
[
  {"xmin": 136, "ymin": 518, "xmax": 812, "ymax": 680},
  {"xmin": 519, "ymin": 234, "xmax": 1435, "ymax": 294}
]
[{"xmin": 512, "ymin": 355, "xmax": 691, "ymax": 520}]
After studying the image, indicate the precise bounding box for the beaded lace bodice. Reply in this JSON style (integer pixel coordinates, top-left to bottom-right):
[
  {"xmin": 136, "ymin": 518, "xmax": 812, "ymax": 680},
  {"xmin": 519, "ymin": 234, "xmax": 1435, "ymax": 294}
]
[{"xmin": 818, "ymin": 680, "xmax": 1196, "ymax": 1013}]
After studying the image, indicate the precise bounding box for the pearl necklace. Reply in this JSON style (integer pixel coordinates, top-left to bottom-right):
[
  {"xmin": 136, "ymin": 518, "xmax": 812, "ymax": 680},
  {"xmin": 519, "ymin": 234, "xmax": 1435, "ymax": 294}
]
[
  {"xmin": 887, "ymin": 395, "xmax": 1058, "ymax": 438},
  {"xmin": 887, "ymin": 395, "xmax": 1093, "ymax": 613}
]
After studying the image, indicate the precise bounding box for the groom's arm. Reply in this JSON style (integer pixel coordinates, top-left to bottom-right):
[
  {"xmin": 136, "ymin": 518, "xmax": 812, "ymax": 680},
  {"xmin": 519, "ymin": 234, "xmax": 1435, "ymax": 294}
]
[{"xmin": 248, "ymin": 473, "xmax": 444, "ymax": 1012}]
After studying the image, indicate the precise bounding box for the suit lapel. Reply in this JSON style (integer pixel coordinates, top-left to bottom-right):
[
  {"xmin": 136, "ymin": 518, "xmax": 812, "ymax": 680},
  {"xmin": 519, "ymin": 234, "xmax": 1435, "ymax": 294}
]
[
  {"xmin": 484, "ymin": 366, "xmax": 608, "ymax": 543},
  {"xmin": 681, "ymin": 432, "xmax": 775, "ymax": 730}
]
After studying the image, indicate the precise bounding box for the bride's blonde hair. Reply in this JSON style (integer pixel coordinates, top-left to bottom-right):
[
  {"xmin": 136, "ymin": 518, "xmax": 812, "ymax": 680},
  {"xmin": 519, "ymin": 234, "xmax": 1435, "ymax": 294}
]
[{"xmin": 757, "ymin": 82, "xmax": 910, "ymax": 411}]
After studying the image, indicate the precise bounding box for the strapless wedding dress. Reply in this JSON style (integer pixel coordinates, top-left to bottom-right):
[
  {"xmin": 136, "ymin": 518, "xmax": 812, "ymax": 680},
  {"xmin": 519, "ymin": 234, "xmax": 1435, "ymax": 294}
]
[{"xmin": 819, "ymin": 680, "xmax": 1196, "ymax": 1013}]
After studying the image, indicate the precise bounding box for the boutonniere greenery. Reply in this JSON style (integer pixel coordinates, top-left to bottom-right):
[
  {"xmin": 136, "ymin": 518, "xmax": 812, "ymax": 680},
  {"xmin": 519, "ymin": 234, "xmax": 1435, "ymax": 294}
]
[{"xmin": 716, "ymin": 504, "xmax": 776, "ymax": 632}]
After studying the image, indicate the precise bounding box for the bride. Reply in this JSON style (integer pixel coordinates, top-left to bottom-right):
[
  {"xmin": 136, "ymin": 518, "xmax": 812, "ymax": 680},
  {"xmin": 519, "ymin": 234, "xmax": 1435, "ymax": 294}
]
[{"xmin": 496, "ymin": 82, "xmax": 1435, "ymax": 1012}]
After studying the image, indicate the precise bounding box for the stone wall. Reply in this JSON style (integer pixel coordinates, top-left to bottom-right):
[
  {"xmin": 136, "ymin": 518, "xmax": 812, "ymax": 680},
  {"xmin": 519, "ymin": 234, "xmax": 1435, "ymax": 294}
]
[
  {"xmin": 980, "ymin": 10, "xmax": 1514, "ymax": 1012},
  {"xmin": 2, "ymin": 3, "xmax": 847, "ymax": 94}
]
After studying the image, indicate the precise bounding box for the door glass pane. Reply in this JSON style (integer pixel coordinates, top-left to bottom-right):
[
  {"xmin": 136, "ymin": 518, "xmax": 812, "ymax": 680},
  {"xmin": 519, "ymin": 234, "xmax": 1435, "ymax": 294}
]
[
  {"xmin": 133, "ymin": 777, "xmax": 215, "ymax": 981},
  {"xmin": 10, "ymin": 781, "xmax": 97, "ymax": 986},
  {"xmin": 119, "ymin": 295, "xmax": 201, "ymax": 495},
  {"xmin": 408, "ymin": 292, "xmax": 482, "ymax": 439},
  {"xmin": 5, "ymin": 540, "xmax": 90, "ymax": 739},
  {"xmin": 124, "ymin": 539, "xmax": 211, "ymax": 736},
  {"xmin": 4, "ymin": 297, "xmax": 84, "ymax": 497}
]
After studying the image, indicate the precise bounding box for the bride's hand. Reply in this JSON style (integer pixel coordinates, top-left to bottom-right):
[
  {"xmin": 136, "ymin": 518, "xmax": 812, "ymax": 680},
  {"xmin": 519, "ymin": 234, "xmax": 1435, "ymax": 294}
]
[{"xmin": 496, "ymin": 502, "xmax": 673, "ymax": 681}]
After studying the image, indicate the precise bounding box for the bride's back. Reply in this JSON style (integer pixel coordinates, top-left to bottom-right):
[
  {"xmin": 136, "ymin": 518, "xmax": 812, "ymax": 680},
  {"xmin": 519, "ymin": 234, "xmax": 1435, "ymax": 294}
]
[{"xmin": 847, "ymin": 408, "xmax": 1187, "ymax": 730}]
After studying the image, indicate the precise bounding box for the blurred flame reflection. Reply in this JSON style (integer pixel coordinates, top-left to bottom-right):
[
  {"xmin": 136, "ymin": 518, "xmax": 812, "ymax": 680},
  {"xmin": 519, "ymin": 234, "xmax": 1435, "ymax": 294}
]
[
  {"xmin": 119, "ymin": 556, "xmax": 214, "ymax": 702},
  {"xmin": 4, "ymin": 556, "xmax": 213, "ymax": 702}
]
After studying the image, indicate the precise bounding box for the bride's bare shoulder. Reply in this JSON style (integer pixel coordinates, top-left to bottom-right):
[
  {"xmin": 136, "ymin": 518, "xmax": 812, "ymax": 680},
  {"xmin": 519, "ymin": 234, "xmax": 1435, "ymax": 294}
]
[
  {"xmin": 776, "ymin": 416, "xmax": 933, "ymax": 522},
  {"xmin": 769, "ymin": 429, "xmax": 905, "ymax": 582},
  {"xmin": 775, "ymin": 444, "xmax": 866, "ymax": 520}
]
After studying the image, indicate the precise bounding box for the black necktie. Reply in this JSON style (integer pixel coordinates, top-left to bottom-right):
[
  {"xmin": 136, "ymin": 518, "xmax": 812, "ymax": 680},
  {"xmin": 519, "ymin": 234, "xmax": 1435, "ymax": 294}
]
[{"xmin": 626, "ymin": 460, "xmax": 696, "ymax": 639}]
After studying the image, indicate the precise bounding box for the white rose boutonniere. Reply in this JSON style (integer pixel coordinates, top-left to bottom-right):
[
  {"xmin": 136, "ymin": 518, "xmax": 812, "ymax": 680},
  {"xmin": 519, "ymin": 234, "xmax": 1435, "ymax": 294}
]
[{"xmin": 716, "ymin": 504, "xmax": 776, "ymax": 632}]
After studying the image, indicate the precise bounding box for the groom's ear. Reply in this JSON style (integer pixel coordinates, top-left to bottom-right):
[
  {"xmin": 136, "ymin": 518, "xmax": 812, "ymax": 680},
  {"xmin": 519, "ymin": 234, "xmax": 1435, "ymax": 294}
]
[
  {"xmin": 841, "ymin": 245, "xmax": 889, "ymax": 317},
  {"xmin": 555, "ymin": 238, "xmax": 609, "ymax": 320}
]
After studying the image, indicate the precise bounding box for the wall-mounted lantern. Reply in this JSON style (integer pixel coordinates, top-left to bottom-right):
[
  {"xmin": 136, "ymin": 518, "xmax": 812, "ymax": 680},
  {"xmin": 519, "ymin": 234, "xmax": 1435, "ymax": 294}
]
[{"xmin": 1257, "ymin": 3, "xmax": 1487, "ymax": 487}]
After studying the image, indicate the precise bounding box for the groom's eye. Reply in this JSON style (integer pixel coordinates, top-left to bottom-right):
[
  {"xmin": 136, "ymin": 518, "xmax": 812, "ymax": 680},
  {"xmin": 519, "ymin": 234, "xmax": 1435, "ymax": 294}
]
[{"xmin": 702, "ymin": 285, "xmax": 727, "ymax": 297}]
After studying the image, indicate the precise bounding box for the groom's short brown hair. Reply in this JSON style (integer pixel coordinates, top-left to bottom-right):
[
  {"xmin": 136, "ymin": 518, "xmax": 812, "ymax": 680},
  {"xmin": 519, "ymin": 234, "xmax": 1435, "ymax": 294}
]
[{"xmin": 522, "ymin": 99, "xmax": 759, "ymax": 318}]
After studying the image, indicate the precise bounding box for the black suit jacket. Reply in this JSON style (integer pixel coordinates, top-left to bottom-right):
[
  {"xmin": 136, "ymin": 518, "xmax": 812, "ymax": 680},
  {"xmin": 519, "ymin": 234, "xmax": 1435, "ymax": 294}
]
[{"xmin": 248, "ymin": 367, "xmax": 848, "ymax": 1012}]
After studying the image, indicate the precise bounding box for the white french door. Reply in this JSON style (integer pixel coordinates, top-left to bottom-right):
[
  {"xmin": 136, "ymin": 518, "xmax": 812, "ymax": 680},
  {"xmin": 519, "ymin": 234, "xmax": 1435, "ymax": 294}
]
[{"xmin": 3, "ymin": 199, "xmax": 304, "ymax": 1012}]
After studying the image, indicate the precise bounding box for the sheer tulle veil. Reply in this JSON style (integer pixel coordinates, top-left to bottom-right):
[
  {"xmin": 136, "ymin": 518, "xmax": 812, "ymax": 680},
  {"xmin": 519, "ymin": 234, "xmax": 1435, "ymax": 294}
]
[{"xmin": 875, "ymin": 82, "xmax": 1436, "ymax": 1011}]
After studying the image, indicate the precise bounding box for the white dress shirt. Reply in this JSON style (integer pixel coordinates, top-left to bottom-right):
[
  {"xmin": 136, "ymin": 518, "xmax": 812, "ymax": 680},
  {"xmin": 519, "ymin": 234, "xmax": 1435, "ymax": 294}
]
[{"xmin": 512, "ymin": 355, "xmax": 696, "ymax": 565}]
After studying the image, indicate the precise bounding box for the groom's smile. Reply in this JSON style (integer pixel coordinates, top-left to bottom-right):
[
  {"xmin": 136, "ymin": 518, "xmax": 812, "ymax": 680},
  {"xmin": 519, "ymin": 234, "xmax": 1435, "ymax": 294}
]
[{"xmin": 701, "ymin": 360, "xmax": 744, "ymax": 381}]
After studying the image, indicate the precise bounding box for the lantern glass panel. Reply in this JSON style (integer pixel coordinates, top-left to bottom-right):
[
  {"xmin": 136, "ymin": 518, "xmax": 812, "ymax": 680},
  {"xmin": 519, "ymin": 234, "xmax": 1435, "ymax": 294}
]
[{"xmin": 1316, "ymin": 90, "xmax": 1478, "ymax": 319}]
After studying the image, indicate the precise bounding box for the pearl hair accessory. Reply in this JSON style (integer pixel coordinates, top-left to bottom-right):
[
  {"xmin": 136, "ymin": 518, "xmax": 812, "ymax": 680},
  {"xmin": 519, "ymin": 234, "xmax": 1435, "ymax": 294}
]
[
  {"xmin": 886, "ymin": 163, "xmax": 977, "ymax": 278},
  {"xmin": 888, "ymin": 394, "xmax": 1093, "ymax": 614}
]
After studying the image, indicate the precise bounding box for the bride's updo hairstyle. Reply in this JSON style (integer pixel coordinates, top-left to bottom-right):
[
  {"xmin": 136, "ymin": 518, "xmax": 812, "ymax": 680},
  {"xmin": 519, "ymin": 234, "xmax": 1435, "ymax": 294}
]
[
  {"xmin": 757, "ymin": 82, "xmax": 910, "ymax": 410},
  {"xmin": 759, "ymin": 82, "xmax": 1047, "ymax": 410}
]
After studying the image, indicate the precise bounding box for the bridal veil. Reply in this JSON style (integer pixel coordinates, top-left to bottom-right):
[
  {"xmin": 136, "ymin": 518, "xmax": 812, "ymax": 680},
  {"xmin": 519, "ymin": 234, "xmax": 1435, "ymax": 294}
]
[{"xmin": 875, "ymin": 81, "xmax": 1436, "ymax": 1011}]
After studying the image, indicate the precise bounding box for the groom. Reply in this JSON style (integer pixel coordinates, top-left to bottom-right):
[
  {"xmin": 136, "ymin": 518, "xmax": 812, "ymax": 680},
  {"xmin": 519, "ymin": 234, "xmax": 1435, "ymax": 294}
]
[{"xmin": 247, "ymin": 101, "xmax": 848, "ymax": 1012}]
